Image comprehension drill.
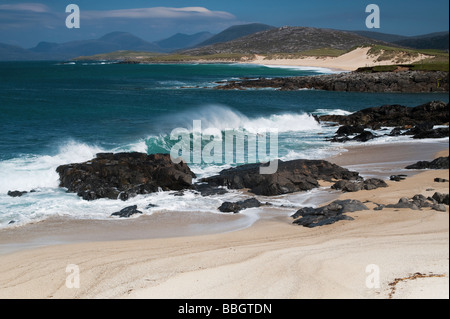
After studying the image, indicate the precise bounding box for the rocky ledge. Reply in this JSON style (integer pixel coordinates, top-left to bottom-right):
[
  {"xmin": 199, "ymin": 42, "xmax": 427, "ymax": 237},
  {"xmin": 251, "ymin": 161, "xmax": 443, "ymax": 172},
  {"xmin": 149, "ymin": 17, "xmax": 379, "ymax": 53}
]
[
  {"xmin": 319, "ymin": 101, "xmax": 449, "ymax": 130},
  {"xmin": 215, "ymin": 71, "xmax": 449, "ymax": 93},
  {"xmin": 320, "ymin": 101, "xmax": 449, "ymax": 144},
  {"xmin": 203, "ymin": 159, "xmax": 364, "ymax": 196},
  {"xmin": 56, "ymin": 152, "xmax": 196, "ymax": 201}
]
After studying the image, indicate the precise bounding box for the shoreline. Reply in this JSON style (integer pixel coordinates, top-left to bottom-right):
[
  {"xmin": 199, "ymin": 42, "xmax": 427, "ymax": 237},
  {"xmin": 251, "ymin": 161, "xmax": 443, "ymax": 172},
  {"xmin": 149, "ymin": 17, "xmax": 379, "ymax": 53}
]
[
  {"xmin": 1, "ymin": 140, "xmax": 446, "ymax": 253},
  {"xmin": 89, "ymin": 47, "xmax": 435, "ymax": 72},
  {"xmin": 0, "ymin": 141, "xmax": 448, "ymax": 298}
]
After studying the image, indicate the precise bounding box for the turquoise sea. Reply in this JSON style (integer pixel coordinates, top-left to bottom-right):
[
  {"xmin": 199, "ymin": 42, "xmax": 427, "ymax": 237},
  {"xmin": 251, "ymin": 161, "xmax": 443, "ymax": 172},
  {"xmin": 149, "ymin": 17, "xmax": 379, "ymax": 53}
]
[{"xmin": 0, "ymin": 61, "xmax": 448, "ymax": 227}]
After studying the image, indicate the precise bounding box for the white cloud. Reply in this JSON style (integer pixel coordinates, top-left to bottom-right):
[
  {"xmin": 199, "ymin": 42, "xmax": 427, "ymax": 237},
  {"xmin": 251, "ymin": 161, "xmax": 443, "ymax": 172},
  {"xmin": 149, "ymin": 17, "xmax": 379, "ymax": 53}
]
[
  {"xmin": 0, "ymin": 3, "xmax": 49, "ymax": 13},
  {"xmin": 83, "ymin": 6, "xmax": 236, "ymax": 20}
]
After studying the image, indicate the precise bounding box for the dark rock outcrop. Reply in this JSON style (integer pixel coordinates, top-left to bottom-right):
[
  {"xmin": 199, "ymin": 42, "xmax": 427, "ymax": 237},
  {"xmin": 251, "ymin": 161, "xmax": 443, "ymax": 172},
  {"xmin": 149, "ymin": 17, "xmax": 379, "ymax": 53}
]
[
  {"xmin": 291, "ymin": 199, "xmax": 369, "ymax": 228},
  {"xmin": 352, "ymin": 130, "xmax": 378, "ymax": 142},
  {"xmin": 335, "ymin": 125, "xmax": 365, "ymax": 136},
  {"xmin": 434, "ymin": 178, "xmax": 449, "ymax": 182},
  {"xmin": 193, "ymin": 183, "xmax": 229, "ymax": 196},
  {"xmin": 319, "ymin": 101, "xmax": 449, "ymax": 130},
  {"xmin": 389, "ymin": 127, "xmax": 403, "ymax": 136},
  {"xmin": 403, "ymin": 122, "xmax": 435, "ymax": 135},
  {"xmin": 386, "ymin": 197, "xmax": 421, "ymax": 210},
  {"xmin": 432, "ymin": 192, "xmax": 449, "ymax": 205},
  {"xmin": 390, "ymin": 175, "xmax": 408, "ymax": 182},
  {"xmin": 56, "ymin": 153, "xmax": 196, "ymax": 201},
  {"xmin": 111, "ymin": 205, "xmax": 143, "ymax": 218},
  {"xmin": 412, "ymin": 127, "xmax": 449, "ymax": 139},
  {"xmin": 329, "ymin": 128, "xmax": 378, "ymax": 143},
  {"xmin": 218, "ymin": 198, "xmax": 262, "ymax": 213},
  {"xmin": 405, "ymin": 156, "xmax": 449, "ymax": 170},
  {"xmin": 331, "ymin": 178, "xmax": 388, "ymax": 192},
  {"xmin": 202, "ymin": 159, "xmax": 361, "ymax": 196},
  {"xmin": 383, "ymin": 194, "xmax": 448, "ymax": 211},
  {"xmin": 215, "ymin": 72, "xmax": 449, "ymax": 93}
]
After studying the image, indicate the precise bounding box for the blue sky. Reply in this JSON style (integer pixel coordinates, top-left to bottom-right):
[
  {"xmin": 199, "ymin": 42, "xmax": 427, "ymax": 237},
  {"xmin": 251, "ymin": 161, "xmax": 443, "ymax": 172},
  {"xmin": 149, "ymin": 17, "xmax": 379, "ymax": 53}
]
[{"xmin": 0, "ymin": 0, "xmax": 448, "ymax": 47}]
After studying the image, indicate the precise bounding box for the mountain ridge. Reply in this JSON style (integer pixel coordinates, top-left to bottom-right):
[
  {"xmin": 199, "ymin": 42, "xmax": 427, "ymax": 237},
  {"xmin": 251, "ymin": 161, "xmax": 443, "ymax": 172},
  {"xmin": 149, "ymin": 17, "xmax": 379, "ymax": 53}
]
[
  {"xmin": 194, "ymin": 23, "xmax": 276, "ymax": 47},
  {"xmin": 0, "ymin": 26, "xmax": 448, "ymax": 61},
  {"xmin": 180, "ymin": 26, "xmax": 390, "ymax": 55}
]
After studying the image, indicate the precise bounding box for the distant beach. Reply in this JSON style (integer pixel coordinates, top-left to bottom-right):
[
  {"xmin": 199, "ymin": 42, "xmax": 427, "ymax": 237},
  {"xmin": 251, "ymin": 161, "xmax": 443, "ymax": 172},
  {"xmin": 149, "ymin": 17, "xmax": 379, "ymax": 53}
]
[{"xmin": 242, "ymin": 47, "xmax": 430, "ymax": 71}]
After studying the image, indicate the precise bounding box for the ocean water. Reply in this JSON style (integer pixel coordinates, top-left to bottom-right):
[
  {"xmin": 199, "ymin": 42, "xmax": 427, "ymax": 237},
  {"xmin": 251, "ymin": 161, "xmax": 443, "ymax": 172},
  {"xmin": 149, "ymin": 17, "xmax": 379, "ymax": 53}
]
[{"xmin": 0, "ymin": 61, "xmax": 448, "ymax": 228}]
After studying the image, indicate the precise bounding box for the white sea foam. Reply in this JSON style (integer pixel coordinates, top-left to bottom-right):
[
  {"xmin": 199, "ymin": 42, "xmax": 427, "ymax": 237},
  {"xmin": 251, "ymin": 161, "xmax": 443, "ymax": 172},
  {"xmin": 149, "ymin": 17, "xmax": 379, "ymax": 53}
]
[
  {"xmin": 0, "ymin": 140, "xmax": 104, "ymax": 193},
  {"xmin": 314, "ymin": 108, "xmax": 354, "ymax": 116},
  {"xmin": 170, "ymin": 105, "xmax": 322, "ymax": 133}
]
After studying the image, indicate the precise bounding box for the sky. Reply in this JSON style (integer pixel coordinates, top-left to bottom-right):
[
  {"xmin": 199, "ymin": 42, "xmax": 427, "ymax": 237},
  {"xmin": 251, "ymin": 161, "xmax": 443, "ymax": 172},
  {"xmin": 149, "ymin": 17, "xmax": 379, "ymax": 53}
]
[{"xmin": 0, "ymin": 0, "xmax": 449, "ymax": 48}]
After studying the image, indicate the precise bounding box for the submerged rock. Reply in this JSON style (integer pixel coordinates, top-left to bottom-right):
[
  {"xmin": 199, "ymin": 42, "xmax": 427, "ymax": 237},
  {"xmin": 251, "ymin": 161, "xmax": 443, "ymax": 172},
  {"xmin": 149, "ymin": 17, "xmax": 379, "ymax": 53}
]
[
  {"xmin": 111, "ymin": 205, "xmax": 143, "ymax": 218},
  {"xmin": 7, "ymin": 191, "xmax": 27, "ymax": 197},
  {"xmin": 56, "ymin": 153, "xmax": 196, "ymax": 201}
]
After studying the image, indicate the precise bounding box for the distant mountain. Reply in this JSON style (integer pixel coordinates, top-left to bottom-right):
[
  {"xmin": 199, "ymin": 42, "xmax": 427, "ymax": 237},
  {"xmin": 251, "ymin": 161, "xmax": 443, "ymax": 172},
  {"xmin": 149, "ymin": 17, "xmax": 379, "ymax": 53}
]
[
  {"xmin": 181, "ymin": 26, "xmax": 387, "ymax": 56},
  {"xmin": 28, "ymin": 32, "xmax": 162, "ymax": 60},
  {"xmin": 349, "ymin": 30, "xmax": 449, "ymax": 50},
  {"xmin": 393, "ymin": 31, "xmax": 449, "ymax": 50},
  {"xmin": 0, "ymin": 43, "xmax": 46, "ymax": 61},
  {"xmin": 155, "ymin": 32, "xmax": 214, "ymax": 52},
  {"xmin": 195, "ymin": 23, "xmax": 276, "ymax": 47}
]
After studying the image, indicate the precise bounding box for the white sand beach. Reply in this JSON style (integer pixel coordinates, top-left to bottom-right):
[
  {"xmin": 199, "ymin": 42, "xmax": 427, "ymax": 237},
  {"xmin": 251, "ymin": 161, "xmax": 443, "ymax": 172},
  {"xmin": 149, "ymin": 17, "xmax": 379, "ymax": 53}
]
[{"xmin": 245, "ymin": 47, "xmax": 430, "ymax": 71}]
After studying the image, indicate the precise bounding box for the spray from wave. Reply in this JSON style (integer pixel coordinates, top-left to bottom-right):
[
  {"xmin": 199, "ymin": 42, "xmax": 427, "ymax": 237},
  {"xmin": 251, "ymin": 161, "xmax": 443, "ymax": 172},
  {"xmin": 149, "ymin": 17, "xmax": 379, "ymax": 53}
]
[{"xmin": 155, "ymin": 104, "xmax": 322, "ymax": 133}]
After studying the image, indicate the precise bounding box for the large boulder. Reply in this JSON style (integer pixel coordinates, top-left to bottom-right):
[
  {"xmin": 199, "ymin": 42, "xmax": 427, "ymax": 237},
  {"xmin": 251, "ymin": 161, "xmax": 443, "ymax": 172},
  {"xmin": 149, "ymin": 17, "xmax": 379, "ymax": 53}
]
[
  {"xmin": 218, "ymin": 198, "xmax": 263, "ymax": 214},
  {"xmin": 331, "ymin": 178, "xmax": 388, "ymax": 192},
  {"xmin": 56, "ymin": 152, "xmax": 196, "ymax": 201},
  {"xmin": 202, "ymin": 159, "xmax": 362, "ymax": 196},
  {"xmin": 291, "ymin": 199, "xmax": 369, "ymax": 228},
  {"xmin": 432, "ymin": 192, "xmax": 450, "ymax": 205}
]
